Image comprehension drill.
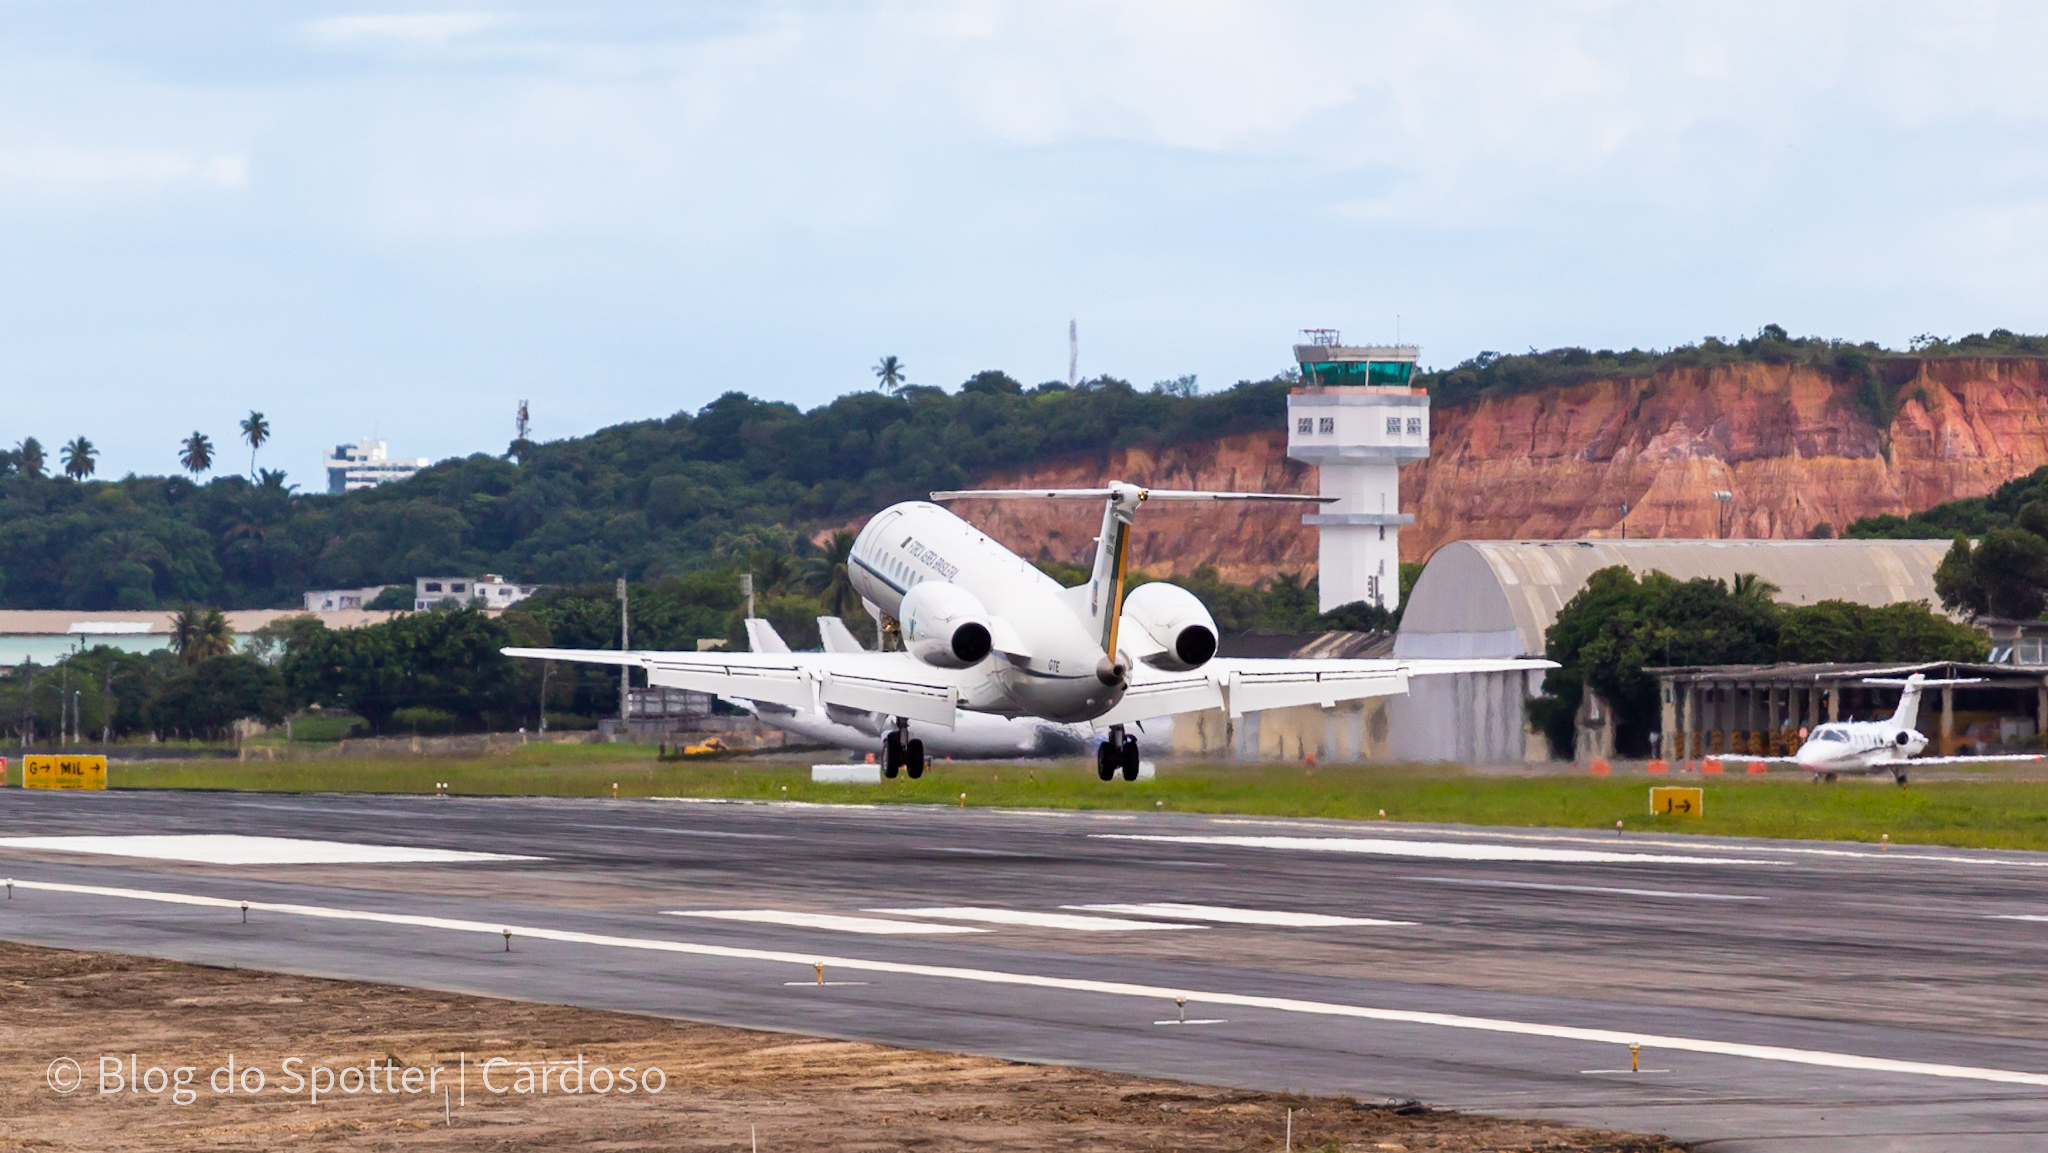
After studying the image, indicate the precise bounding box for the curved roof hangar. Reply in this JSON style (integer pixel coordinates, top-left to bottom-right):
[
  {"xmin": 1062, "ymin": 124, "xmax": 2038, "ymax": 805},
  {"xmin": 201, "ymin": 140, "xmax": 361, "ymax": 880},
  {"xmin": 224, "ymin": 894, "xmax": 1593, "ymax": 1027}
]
[{"xmin": 1392, "ymin": 539, "xmax": 1951, "ymax": 659}]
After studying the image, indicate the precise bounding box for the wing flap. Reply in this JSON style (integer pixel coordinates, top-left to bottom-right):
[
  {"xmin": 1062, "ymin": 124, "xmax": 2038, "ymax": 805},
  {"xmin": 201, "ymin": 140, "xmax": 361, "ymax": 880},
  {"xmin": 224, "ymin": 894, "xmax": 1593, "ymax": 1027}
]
[
  {"xmin": 820, "ymin": 671, "xmax": 958, "ymax": 727},
  {"xmin": 504, "ymin": 646, "xmax": 964, "ymax": 727},
  {"xmin": 1092, "ymin": 671, "xmax": 1223, "ymax": 726}
]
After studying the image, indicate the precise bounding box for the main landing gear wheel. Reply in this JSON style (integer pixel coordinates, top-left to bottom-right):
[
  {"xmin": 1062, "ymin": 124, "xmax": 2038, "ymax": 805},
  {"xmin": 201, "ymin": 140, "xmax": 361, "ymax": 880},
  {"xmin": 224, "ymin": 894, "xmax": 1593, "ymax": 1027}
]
[
  {"xmin": 1822, "ymin": 771, "xmax": 1839, "ymax": 783},
  {"xmin": 1894, "ymin": 770, "xmax": 1909, "ymax": 787},
  {"xmin": 905, "ymin": 738, "xmax": 926, "ymax": 780},
  {"xmin": 1096, "ymin": 742, "xmax": 1116, "ymax": 782},
  {"xmin": 882, "ymin": 731, "xmax": 903, "ymax": 779},
  {"xmin": 1120, "ymin": 734, "xmax": 1141, "ymax": 781}
]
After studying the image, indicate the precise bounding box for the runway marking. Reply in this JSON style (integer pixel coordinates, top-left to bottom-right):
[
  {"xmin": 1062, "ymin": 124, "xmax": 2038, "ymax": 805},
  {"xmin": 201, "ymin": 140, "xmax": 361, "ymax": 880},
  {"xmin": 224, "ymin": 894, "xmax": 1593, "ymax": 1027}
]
[
  {"xmin": 1063, "ymin": 903, "xmax": 1413, "ymax": 927},
  {"xmin": 663, "ymin": 910, "xmax": 986, "ymax": 935},
  {"xmin": 932, "ymin": 847, "xmax": 1042, "ymax": 858},
  {"xmin": 1092, "ymin": 835, "xmax": 1763, "ymax": 866},
  {"xmin": 573, "ymin": 824, "xmax": 787, "ymax": 840},
  {"xmin": 0, "ymin": 835, "xmax": 535, "ymax": 866},
  {"xmin": 1154, "ymin": 1019, "xmax": 1228, "ymax": 1026},
  {"xmin": 10, "ymin": 878, "xmax": 2048, "ymax": 1088},
  {"xmin": 1407, "ymin": 878, "xmax": 1766, "ymax": 902},
  {"xmin": 868, "ymin": 907, "xmax": 1201, "ymax": 931}
]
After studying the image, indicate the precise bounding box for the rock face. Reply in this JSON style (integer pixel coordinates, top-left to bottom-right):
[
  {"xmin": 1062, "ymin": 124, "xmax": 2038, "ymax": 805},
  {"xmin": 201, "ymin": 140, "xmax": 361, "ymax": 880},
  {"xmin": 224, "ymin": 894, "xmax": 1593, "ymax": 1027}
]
[{"xmin": 945, "ymin": 358, "xmax": 2048, "ymax": 581}]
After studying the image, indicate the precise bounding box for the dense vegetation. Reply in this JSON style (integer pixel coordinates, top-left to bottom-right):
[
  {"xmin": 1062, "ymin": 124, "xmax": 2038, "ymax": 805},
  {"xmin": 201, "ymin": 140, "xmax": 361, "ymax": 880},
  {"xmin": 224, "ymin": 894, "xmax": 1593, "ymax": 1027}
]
[
  {"xmin": 1532, "ymin": 566, "xmax": 1988, "ymax": 757},
  {"xmin": 0, "ymin": 372, "xmax": 1296, "ymax": 610}
]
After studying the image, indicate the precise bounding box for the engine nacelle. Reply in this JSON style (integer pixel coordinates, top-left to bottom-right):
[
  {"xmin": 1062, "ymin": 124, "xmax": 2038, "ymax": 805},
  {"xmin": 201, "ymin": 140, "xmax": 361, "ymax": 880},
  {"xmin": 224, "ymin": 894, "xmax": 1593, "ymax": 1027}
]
[
  {"xmin": 1122, "ymin": 582, "xmax": 1219, "ymax": 671},
  {"xmin": 900, "ymin": 581, "xmax": 995, "ymax": 669}
]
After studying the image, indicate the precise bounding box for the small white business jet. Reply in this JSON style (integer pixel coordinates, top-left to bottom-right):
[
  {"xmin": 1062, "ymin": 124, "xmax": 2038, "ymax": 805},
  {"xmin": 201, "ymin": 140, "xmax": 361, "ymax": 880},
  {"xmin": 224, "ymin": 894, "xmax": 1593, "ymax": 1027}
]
[
  {"xmin": 505, "ymin": 482, "xmax": 1551, "ymax": 780},
  {"xmin": 728, "ymin": 615, "xmax": 1116, "ymax": 760},
  {"xmin": 1784, "ymin": 673, "xmax": 2043, "ymax": 784}
]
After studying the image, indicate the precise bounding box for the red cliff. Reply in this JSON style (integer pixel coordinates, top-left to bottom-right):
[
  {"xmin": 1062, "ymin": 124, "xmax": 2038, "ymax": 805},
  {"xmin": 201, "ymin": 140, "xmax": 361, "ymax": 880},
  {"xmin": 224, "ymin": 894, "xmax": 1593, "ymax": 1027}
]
[{"xmin": 943, "ymin": 358, "xmax": 2048, "ymax": 583}]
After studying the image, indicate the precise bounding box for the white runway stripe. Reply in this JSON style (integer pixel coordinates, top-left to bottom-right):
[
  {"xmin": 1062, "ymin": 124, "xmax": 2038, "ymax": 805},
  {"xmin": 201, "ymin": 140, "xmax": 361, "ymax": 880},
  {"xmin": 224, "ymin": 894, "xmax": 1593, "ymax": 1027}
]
[
  {"xmin": 8, "ymin": 878, "xmax": 2047, "ymax": 1088},
  {"xmin": 663, "ymin": 910, "xmax": 985, "ymax": 935},
  {"xmin": 0, "ymin": 834, "xmax": 535, "ymax": 866},
  {"xmin": 1064, "ymin": 903, "xmax": 1411, "ymax": 927},
  {"xmin": 867, "ymin": 907, "xmax": 1200, "ymax": 931},
  {"xmin": 1093, "ymin": 834, "xmax": 1761, "ymax": 866},
  {"xmin": 1409, "ymin": 877, "xmax": 1766, "ymax": 901}
]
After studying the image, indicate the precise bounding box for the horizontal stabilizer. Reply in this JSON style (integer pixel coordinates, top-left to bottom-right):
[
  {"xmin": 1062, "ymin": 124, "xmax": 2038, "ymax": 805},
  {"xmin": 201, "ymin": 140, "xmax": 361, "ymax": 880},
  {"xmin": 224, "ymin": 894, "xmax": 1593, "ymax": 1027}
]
[
  {"xmin": 931, "ymin": 487, "xmax": 1334, "ymax": 504},
  {"xmin": 1862, "ymin": 677, "xmax": 1984, "ymax": 688}
]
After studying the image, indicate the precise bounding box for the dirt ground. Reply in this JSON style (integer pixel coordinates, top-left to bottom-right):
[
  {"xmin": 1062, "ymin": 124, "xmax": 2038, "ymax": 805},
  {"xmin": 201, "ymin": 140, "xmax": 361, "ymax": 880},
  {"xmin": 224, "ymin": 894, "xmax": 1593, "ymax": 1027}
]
[{"xmin": 0, "ymin": 941, "xmax": 1682, "ymax": 1151}]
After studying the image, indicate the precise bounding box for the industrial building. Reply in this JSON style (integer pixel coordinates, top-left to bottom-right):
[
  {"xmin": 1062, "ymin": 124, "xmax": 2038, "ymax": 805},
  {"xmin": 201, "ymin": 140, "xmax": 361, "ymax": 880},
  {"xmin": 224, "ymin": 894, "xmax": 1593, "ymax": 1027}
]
[{"xmin": 0, "ymin": 609, "xmax": 395, "ymax": 667}]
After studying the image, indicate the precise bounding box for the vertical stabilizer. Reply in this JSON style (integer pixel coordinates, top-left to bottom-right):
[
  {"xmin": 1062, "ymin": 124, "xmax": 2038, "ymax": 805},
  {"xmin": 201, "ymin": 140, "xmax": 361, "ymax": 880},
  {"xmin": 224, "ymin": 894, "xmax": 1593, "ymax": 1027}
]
[
  {"xmin": 1889, "ymin": 674, "xmax": 1925, "ymax": 729},
  {"xmin": 744, "ymin": 617, "xmax": 792, "ymax": 654}
]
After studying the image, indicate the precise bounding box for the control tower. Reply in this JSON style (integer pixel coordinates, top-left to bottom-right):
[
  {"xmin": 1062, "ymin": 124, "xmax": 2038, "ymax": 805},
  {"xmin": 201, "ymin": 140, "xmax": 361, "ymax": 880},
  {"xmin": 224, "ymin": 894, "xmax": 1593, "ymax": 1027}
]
[{"xmin": 1285, "ymin": 331, "xmax": 1426, "ymax": 612}]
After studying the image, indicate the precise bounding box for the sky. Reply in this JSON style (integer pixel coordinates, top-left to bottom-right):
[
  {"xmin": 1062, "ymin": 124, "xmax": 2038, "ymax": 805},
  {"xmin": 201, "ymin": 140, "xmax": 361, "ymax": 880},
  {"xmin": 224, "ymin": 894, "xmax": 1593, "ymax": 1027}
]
[{"xmin": 4, "ymin": 1, "xmax": 2048, "ymax": 481}]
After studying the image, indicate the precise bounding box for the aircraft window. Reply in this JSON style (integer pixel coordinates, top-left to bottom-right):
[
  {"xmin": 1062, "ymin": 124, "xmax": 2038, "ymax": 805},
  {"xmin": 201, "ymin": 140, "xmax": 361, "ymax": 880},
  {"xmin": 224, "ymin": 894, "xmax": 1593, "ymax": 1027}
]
[{"xmin": 1818, "ymin": 729, "xmax": 1849, "ymax": 742}]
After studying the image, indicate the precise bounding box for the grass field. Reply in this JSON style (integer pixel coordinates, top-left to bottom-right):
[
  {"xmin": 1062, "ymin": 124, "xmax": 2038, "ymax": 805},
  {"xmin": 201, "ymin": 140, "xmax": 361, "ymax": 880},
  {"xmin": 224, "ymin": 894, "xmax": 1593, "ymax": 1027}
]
[{"xmin": 42, "ymin": 747, "xmax": 2048, "ymax": 852}]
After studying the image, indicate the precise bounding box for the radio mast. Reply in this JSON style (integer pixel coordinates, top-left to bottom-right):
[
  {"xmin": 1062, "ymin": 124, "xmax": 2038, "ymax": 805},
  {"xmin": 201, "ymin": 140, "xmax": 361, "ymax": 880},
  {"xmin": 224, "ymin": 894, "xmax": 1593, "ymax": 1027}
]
[{"xmin": 1068, "ymin": 319, "xmax": 1078, "ymax": 388}]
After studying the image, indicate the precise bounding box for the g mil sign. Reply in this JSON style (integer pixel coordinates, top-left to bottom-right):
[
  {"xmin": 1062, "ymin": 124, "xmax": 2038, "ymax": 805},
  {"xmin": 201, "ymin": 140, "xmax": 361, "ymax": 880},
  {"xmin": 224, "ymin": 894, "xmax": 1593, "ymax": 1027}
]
[
  {"xmin": 24, "ymin": 755, "xmax": 107, "ymax": 790},
  {"xmin": 1649, "ymin": 785, "xmax": 1703, "ymax": 817}
]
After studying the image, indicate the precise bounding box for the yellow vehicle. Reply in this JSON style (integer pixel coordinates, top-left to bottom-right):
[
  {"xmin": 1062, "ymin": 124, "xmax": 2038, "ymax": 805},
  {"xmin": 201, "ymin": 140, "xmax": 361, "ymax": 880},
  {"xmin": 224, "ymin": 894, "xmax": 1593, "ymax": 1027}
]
[{"xmin": 681, "ymin": 737, "xmax": 728, "ymax": 757}]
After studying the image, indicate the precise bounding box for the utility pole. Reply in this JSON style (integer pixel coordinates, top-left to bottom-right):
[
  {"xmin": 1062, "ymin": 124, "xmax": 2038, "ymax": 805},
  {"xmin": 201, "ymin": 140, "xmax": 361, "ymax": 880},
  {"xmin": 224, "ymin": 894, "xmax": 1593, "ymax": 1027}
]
[
  {"xmin": 742, "ymin": 573, "xmax": 755, "ymax": 620},
  {"xmin": 59, "ymin": 664, "xmax": 67, "ymax": 748},
  {"xmin": 102, "ymin": 663, "xmax": 112, "ymax": 745},
  {"xmin": 616, "ymin": 578, "xmax": 630, "ymax": 734},
  {"xmin": 1619, "ymin": 501, "xmax": 1628, "ymax": 540},
  {"xmin": 539, "ymin": 662, "xmax": 551, "ymax": 734},
  {"xmin": 1068, "ymin": 319, "xmax": 1078, "ymax": 388}
]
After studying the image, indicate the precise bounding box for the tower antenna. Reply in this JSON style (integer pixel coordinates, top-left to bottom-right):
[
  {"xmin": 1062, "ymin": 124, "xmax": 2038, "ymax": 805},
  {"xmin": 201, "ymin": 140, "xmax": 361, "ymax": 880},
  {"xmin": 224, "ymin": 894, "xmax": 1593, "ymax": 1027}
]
[
  {"xmin": 515, "ymin": 400, "xmax": 530, "ymax": 442},
  {"xmin": 1068, "ymin": 319, "xmax": 1078, "ymax": 388}
]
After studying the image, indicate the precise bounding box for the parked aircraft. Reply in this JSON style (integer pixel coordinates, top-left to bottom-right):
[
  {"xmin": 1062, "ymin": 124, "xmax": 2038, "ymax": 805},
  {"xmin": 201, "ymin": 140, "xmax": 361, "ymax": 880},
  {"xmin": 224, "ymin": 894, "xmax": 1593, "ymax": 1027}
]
[
  {"xmin": 506, "ymin": 482, "xmax": 1550, "ymax": 781},
  {"xmin": 1786, "ymin": 673, "xmax": 2043, "ymax": 784},
  {"xmin": 729, "ymin": 615, "xmax": 1133, "ymax": 761}
]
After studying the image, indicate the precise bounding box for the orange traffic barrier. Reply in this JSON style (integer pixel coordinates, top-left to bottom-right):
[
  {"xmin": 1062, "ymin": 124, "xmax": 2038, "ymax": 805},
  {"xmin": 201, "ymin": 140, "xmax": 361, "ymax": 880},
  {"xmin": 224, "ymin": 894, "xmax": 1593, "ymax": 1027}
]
[
  {"xmin": 1702, "ymin": 757, "xmax": 1724, "ymax": 775},
  {"xmin": 1646, "ymin": 759, "xmax": 1670, "ymax": 775},
  {"xmin": 1589, "ymin": 758, "xmax": 1611, "ymax": 777},
  {"xmin": 1747, "ymin": 761, "xmax": 1767, "ymax": 775}
]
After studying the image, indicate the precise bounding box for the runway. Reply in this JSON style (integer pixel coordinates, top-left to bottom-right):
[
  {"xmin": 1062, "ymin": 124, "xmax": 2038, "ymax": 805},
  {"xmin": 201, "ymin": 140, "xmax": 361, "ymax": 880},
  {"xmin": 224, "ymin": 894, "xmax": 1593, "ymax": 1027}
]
[{"xmin": 2, "ymin": 788, "xmax": 2047, "ymax": 1150}]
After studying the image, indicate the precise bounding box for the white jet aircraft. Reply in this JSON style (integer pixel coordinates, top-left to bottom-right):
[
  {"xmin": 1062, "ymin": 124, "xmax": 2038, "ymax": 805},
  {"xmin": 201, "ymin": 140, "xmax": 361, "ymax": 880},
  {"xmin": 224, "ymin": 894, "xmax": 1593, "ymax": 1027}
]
[
  {"xmin": 728, "ymin": 615, "xmax": 1119, "ymax": 762},
  {"xmin": 1782, "ymin": 673, "xmax": 2043, "ymax": 784},
  {"xmin": 505, "ymin": 482, "xmax": 1551, "ymax": 781}
]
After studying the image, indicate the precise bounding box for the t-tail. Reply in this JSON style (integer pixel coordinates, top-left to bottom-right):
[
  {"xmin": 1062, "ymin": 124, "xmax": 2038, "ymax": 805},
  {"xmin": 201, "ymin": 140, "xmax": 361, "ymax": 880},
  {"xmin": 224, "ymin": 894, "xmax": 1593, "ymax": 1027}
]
[
  {"xmin": 1861, "ymin": 671, "xmax": 1983, "ymax": 729},
  {"xmin": 930, "ymin": 481, "xmax": 1333, "ymax": 684}
]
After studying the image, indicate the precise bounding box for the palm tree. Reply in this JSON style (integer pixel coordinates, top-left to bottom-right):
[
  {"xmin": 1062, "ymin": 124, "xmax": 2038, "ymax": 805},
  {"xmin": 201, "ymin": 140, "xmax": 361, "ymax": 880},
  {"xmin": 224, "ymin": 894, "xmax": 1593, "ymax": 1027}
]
[
  {"xmin": 807, "ymin": 530, "xmax": 863, "ymax": 618},
  {"xmin": 179, "ymin": 432, "xmax": 214, "ymax": 476},
  {"xmin": 1731, "ymin": 572, "xmax": 1781, "ymax": 603},
  {"xmin": 874, "ymin": 355, "xmax": 906, "ymax": 394},
  {"xmin": 169, "ymin": 604, "xmax": 234, "ymax": 666},
  {"xmin": 240, "ymin": 411, "xmax": 269, "ymax": 478},
  {"xmin": 15, "ymin": 437, "xmax": 44, "ymax": 478},
  {"xmin": 60, "ymin": 436, "xmax": 96, "ymax": 480}
]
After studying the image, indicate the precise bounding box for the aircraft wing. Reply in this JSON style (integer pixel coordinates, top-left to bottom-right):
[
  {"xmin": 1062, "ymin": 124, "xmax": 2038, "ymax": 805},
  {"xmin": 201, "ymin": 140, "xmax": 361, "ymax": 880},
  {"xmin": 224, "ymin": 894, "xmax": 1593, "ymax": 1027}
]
[
  {"xmin": 501, "ymin": 647, "xmax": 968, "ymax": 727},
  {"xmin": 1091, "ymin": 656, "xmax": 1555, "ymax": 726},
  {"xmin": 1905, "ymin": 753, "xmax": 2046, "ymax": 765}
]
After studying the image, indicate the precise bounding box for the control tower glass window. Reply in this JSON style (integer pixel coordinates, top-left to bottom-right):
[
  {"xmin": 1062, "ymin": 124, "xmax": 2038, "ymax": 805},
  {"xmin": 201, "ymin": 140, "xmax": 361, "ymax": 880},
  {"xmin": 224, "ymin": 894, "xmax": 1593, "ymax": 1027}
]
[{"xmin": 1300, "ymin": 360, "xmax": 1414, "ymax": 388}]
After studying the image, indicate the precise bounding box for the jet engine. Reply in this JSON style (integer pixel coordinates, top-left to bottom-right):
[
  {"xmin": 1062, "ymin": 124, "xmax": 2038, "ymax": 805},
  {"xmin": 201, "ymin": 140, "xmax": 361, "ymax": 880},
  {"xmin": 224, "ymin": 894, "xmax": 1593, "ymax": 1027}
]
[
  {"xmin": 1121, "ymin": 582, "xmax": 1219, "ymax": 671},
  {"xmin": 900, "ymin": 581, "xmax": 995, "ymax": 669}
]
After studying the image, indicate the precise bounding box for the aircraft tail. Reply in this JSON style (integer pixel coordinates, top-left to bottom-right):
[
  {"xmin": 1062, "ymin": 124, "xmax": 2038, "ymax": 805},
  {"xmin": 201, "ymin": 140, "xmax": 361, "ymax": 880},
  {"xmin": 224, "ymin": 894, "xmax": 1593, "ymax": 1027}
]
[
  {"xmin": 817, "ymin": 616, "xmax": 867, "ymax": 653},
  {"xmin": 930, "ymin": 481, "xmax": 1331, "ymax": 680},
  {"xmin": 1861, "ymin": 672, "xmax": 1983, "ymax": 728},
  {"xmin": 743, "ymin": 617, "xmax": 792, "ymax": 654}
]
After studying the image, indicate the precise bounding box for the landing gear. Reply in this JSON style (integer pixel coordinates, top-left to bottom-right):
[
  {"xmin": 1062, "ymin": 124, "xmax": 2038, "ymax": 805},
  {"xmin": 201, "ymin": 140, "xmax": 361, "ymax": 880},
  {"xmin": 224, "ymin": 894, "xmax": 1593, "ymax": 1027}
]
[
  {"xmin": 1893, "ymin": 770, "xmax": 1909, "ymax": 787},
  {"xmin": 1096, "ymin": 725, "xmax": 1142, "ymax": 782},
  {"xmin": 883, "ymin": 719, "xmax": 924, "ymax": 780},
  {"xmin": 1822, "ymin": 771, "xmax": 1838, "ymax": 783}
]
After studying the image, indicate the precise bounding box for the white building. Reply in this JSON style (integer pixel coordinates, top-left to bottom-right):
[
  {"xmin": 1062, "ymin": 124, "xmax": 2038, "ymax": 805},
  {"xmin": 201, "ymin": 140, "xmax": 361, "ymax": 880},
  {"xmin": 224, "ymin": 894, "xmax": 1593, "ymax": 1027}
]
[
  {"xmin": 325, "ymin": 439, "xmax": 431, "ymax": 494},
  {"xmin": 303, "ymin": 586, "xmax": 389, "ymax": 612},
  {"xmin": 1284, "ymin": 335, "xmax": 1426, "ymax": 612},
  {"xmin": 415, "ymin": 574, "xmax": 540, "ymax": 612}
]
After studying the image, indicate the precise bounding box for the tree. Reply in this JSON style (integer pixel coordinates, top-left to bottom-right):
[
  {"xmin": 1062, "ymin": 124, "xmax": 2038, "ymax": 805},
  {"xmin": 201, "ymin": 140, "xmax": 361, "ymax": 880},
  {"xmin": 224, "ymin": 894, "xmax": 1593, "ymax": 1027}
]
[
  {"xmin": 807, "ymin": 530, "xmax": 863, "ymax": 620},
  {"xmin": 169, "ymin": 604, "xmax": 235, "ymax": 666},
  {"xmin": 180, "ymin": 432, "xmax": 214, "ymax": 476},
  {"xmin": 60, "ymin": 436, "xmax": 95, "ymax": 480},
  {"xmin": 240, "ymin": 411, "xmax": 269, "ymax": 478},
  {"xmin": 16, "ymin": 437, "xmax": 44, "ymax": 479},
  {"xmin": 282, "ymin": 607, "xmax": 518, "ymax": 732},
  {"xmin": 152, "ymin": 653, "xmax": 284, "ymax": 739},
  {"xmin": 245, "ymin": 613, "xmax": 327, "ymax": 666},
  {"xmin": 873, "ymin": 355, "xmax": 906, "ymax": 394}
]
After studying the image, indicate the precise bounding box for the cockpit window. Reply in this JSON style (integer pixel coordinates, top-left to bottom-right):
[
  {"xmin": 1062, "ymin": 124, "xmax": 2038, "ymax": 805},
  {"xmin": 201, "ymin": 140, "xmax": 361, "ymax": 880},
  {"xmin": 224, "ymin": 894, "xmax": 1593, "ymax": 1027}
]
[{"xmin": 1817, "ymin": 728, "xmax": 1849, "ymax": 742}]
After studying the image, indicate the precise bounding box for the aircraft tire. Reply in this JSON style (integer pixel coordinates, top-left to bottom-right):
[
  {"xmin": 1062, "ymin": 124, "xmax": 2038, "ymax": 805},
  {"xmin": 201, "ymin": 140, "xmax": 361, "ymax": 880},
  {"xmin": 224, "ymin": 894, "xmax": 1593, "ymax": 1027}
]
[
  {"xmin": 1096, "ymin": 743, "xmax": 1115, "ymax": 781},
  {"xmin": 1823, "ymin": 771, "xmax": 1838, "ymax": 783},
  {"xmin": 883, "ymin": 732, "xmax": 903, "ymax": 779},
  {"xmin": 906, "ymin": 739, "xmax": 925, "ymax": 779},
  {"xmin": 1119, "ymin": 735, "xmax": 1140, "ymax": 781},
  {"xmin": 1895, "ymin": 771, "xmax": 1908, "ymax": 787}
]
